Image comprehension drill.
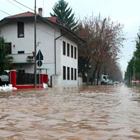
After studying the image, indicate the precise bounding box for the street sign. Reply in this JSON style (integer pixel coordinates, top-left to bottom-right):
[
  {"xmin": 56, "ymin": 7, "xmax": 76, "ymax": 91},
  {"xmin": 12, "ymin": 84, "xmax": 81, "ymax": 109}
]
[
  {"xmin": 36, "ymin": 50, "xmax": 43, "ymax": 60},
  {"xmin": 37, "ymin": 60, "xmax": 42, "ymax": 67}
]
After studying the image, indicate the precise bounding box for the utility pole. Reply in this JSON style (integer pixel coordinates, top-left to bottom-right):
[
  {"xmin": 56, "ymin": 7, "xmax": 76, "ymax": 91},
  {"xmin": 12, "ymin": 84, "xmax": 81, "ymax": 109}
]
[{"xmin": 34, "ymin": 0, "xmax": 37, "ymax": 88}]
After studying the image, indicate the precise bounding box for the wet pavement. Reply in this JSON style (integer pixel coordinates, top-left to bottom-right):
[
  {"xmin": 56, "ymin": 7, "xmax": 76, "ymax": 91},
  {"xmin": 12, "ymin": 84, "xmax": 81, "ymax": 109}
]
[{"xmin": 0, "ymin": 84, "xmax": 140, "ymax": 140}]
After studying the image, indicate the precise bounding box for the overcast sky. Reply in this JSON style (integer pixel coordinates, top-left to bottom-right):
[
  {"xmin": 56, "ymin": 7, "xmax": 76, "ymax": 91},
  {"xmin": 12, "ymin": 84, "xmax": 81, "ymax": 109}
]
[{"xmin": 0, "ymin": 0, "xmax": 140, "ymax": 76}]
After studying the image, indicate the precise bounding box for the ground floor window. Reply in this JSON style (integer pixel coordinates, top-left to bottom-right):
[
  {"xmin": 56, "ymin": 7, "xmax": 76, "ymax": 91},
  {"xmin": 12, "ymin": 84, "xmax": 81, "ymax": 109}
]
[
  {"xmin": 67, "ymin": 67, "xmax": 70, "ymax": 80},
  {"xmin": 63, "ymin": 66, "xmax": 77, "ymax": 81},
  {"xmin": 5, "ymin": 42, "xmax": 12, "ymax": 54},
  {"xmin": 63, "ymin": 66, "xmax": 66, "ymax": 80},
  {"xmin": 74, "ymin": 68, "xmax": 77, "ymax": 80},
  {"xmin": 71, "ymin": 68, "xmax": 73, "ymax": 80}
]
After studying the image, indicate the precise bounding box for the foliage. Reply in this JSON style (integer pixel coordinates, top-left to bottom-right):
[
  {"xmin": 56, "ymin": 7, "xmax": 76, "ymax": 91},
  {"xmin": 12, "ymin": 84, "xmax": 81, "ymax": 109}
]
[
  {"xmin": 76, "ymin": 14, "xmax": 124, "ymax": 84},
  {"xmin": 125, "ymin": 33, "xmax": 140, "ymax": 83},
  {"xmin": 0, "ymin": 34, "xmax": 13, "ymax": 75},
  {"xmin": 50, "ymin": 0, "xmax": 78, "ymax": 30}
]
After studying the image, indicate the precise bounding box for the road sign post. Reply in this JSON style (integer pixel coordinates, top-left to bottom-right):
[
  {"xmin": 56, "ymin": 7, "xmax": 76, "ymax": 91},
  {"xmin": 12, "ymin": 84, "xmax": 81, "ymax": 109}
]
[{"xmin": 36, "ymin": 50, "xmax": 43, "ymax": 88}]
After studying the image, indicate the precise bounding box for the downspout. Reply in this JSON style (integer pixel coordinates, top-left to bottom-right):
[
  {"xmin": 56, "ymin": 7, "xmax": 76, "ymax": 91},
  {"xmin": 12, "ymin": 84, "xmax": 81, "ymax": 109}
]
[{"xmin": 54, "ymin": 31, "xmax": 68, "ymax": 75}]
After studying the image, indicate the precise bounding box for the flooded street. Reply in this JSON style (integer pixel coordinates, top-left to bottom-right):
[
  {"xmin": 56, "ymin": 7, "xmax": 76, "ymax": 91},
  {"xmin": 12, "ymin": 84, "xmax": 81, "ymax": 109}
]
[{"xmin": 0, "ymin": 84, "xmax": 140, "ymax": 140}]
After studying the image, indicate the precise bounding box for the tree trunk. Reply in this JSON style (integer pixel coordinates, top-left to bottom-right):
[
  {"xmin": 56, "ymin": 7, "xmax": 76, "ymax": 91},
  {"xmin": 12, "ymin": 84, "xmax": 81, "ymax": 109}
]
[
  {"xmin": 97, "ymin": 65, "xmax": 101, "ymax": 85},
  {"xmin": 87, "ymin": 73, "xmax": 89, "ymax": 86},
  {"xmin": 86, "ymin": 58, "xmax": 90, "ymax": 86},
  {"xmin": 92, "ymin": 62, "xmax": 99, "ymax": 85}
]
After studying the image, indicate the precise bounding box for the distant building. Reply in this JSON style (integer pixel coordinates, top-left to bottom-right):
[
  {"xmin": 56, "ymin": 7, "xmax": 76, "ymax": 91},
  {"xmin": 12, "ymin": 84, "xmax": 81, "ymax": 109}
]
[{"xmin": 0, "ymin": 8, "xmax": 84, "ymax": 87}]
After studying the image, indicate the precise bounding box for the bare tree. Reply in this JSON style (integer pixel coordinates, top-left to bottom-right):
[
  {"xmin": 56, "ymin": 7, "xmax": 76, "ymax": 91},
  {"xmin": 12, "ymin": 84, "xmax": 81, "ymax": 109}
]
[{"xmin": 77, "ymin": 14, "xmax": 125, "ymax": 85}]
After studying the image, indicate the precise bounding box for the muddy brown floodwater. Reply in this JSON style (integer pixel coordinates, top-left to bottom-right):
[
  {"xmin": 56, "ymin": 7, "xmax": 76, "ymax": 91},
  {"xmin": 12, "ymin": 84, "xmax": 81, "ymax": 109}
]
[{"xmin": 0, "ymin": 84, "xmax": 140, "ymax": 140}]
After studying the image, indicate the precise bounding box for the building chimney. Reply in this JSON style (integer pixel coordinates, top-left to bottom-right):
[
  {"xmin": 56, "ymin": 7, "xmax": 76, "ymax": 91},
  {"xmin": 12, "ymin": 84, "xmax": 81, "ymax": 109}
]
[{"xmin": 38, "ymin": 8, "xmax": 43, "ymax": 16}]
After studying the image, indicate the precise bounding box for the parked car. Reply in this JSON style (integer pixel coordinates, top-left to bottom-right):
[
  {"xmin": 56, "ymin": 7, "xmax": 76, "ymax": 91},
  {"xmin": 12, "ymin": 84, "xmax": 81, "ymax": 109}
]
[
  {"xmin": 0, "ymin": 71, "xmax": 10, "ymax": 85},
  {"xmin": 100, "ymin": 74, "xmax": 109, "ymax": 85},
  {"xmin": 113, "ymin": 81, "xmax": 120, "ymax": 85}
]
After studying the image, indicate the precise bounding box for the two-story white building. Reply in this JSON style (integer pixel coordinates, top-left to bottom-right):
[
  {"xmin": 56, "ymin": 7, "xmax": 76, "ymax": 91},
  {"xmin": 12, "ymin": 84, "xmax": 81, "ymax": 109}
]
[{"xmin": 0, "ymin": 9, "xmax": 84, "ymax": 87}]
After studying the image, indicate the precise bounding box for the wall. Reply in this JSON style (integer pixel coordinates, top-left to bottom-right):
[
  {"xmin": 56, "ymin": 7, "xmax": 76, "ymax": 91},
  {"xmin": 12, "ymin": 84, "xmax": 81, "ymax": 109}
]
[
  {"xmin": 0, "ymin": 18, "xmax": 79, "ymax": 87},
  {"xmin": 36, "ymin": 21, "xmax": 60, "ymax": 80},
  {"xmin": 0, "ymin": 20, "xmax": 35, "ymax": 74},
  {"xmin": 0, "ymin": 19, "xmax": 59, "ymax": 76},
  {"xmin": 58, "ymin": 36, "xmax": 78, "ymax": 87},
  {"xmin": 78, "ymin": 77, "xmax": 83, "ymax": 86}
]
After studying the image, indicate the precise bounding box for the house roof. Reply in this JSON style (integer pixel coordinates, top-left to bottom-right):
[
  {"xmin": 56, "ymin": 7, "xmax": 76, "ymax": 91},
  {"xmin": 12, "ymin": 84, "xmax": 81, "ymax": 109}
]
[
  {"xmin": 46, "ymin": 17, "xmax": 58, "ymax": 22},
  {"xmin": 45, "ymin": 18, "xmax": 84, "ymax": 43},
  {"xmin": 5, "ymin": 11, "xmax": 35, "ymax": 19},
  {"xmin": 0, "ymin": 11, "xmax": 85, "ymax": 43}
]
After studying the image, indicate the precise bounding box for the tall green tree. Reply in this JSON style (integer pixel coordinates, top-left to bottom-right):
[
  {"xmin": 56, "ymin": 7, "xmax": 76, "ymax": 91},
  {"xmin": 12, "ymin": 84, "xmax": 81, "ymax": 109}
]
[
  {"xmin": 0, "ymin": 34, "xmax": 13, "ymax": 74},
  {"xmin": 50, "ymin": 0, "xmax": 77, "ymax": 30}
]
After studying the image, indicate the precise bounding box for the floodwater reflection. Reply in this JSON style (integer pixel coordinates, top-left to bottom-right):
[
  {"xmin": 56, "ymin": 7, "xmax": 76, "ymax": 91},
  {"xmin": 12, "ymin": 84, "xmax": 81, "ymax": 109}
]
[{"xmin": 0, "ymin": 84, "xmax": 140, "ymax": 139}]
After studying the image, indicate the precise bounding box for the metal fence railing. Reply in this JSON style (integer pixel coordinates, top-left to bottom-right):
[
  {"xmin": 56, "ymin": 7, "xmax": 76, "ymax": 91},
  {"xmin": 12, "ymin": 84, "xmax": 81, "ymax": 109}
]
[
  {"xmin": 16, "ymin": 72, "xmax": 34, "ymax": 85},
  {"xmin": 16, "ymin": 72, "xmax": 41, "ymax": 85}
]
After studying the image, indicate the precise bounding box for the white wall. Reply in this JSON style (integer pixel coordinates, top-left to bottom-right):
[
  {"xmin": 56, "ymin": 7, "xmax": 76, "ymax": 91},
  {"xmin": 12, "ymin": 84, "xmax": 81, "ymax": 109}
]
[
  {"xmin": 58, "ymin": 36, "xmax": 78, "ymax": 86},
  {"xmin": 1, "ymin": 21, "xmax": 34, "ymax": 54},
  {"xmin": 1, "ymin": 20, "xmax": 35, "ymax": 74},
  {"xmin": 0, "ymin": 18, "xmax": 79, "ymax": 87},
  {"xmin": 36, "ymin": 21, "xmax": 61, "ymax": 80}
]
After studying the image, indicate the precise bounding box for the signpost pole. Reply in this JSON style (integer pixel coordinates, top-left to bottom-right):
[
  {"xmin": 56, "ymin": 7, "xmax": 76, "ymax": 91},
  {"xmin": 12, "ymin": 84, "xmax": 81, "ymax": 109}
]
[
  {"xmin": 39, "ymin": 51, "xmax": 40, "ymax": 88},
  {"xmin": 36, "ymin": 50, "xmax": 43, "ymax": 88}
]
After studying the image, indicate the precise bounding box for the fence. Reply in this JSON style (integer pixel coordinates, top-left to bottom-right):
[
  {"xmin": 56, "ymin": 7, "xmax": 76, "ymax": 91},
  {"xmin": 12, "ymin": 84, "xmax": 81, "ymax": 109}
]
[{"xmin": 10, "ymin": 70, "xmax": 48, "ymax": 89}]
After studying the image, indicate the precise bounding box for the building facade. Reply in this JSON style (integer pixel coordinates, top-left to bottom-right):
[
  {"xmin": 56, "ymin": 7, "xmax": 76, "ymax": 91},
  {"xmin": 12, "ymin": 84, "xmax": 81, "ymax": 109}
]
[{"xmin": 0, "ymin": 10, "xmax": 83, "ymax": 87}]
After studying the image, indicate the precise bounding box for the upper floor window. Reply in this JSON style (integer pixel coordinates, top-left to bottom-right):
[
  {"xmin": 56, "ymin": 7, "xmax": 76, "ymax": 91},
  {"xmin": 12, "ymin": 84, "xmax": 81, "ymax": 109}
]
[
  {"xmin": 63, "ymin": 41, "xmax": 66, "ymax": 55},
  {"xmin": 17, "ymin": 22, "xmax": 24, "ymax": 38},
  {"xmin": 74, "ymin": 47, "xmax": 77, "ymax": 59},
  {"xmin": 71, "ymin": 45, "xmax": 73, "ymax": 58},
  {"xmin": 67, "ymin": 43, "xmax": 70, "ymax": 56}
]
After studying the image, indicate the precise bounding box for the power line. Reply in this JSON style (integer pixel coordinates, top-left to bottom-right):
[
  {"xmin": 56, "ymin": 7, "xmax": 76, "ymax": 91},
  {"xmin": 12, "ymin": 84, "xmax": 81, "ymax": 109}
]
[
  {"xmin": 4, "ymin": 1, "xmax": 55, "ymax": 37},
  {"xmin": 6, "ymin": 0, "xmax": 24, "ymax": 11},
  {"xmin": 12, "ymin": 0, "xmax": 34, "ymax": 11},
  {"xmin": 0, "ymin": 10, "xmax": 11, "ymax": 16},
  {"xmin": 1, "ymin": 1, "xmax": 85, "ymax": 39},
  {"xmin": 0, "ymin": 9, "xmax": 83, "ymax": 39},
  {"xmin": 0, "ymin": 9, "xmax": 55, "ymax": 37}
]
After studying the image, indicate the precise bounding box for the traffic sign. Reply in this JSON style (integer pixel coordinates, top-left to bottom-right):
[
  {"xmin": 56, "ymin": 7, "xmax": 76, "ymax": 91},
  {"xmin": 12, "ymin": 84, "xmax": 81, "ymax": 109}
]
[
  {"xmin": 36, "ymin": 50, "xmax": 43, "ymax": 60},
  {"xmin": 37, "ymin": 60, "xmax": 42, "ymax": 67}
]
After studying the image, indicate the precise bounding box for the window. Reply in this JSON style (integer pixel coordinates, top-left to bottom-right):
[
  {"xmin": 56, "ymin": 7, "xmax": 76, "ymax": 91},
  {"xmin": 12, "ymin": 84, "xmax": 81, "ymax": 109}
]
[
  {"xmin": 18, "ymin": 70, "xmax": 25, "ymax": 73},
  {"xmin": 71, "ymin": 68, "xmax": 73, "ymax": 80},
  {"xmin": 74, "ymin": 47, "xmax": 76, "ymax": 59},
  {"xmin": 63, "ymin": 41, "xmax": 66, "ymax": 55},
  {"xmin": 18, "ymin": 51, "xmax": 24, "ymax": 54},
  {"xmin": 71, "ymin": 45, "xmax": 73, "ymax": 58},
  {"xmin": 17, "ymin": 22, "xmax": 24, "ymax": 38},
  {"xmin": 67, "ymin": 43, "xmax": 70, "ymax": 56},
  {"xmin": 63, "ymin": 66, "xmax": 66, "ymax": 80},
  {"xmin": 67, "ymin": 67, "xmax": 70, "ymax": 80},
  {"xmin": 5, "ymin": 43, "xmax": 12, "ymax": 54},
  {"xmin": 74, "ymin": 68, "xmax": 77, "ymax": 80}
]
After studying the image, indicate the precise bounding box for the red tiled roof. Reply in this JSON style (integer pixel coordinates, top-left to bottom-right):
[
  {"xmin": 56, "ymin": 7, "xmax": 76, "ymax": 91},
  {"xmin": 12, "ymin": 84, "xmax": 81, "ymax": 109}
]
[
  {"xmin": 46, "ymin": 17, "xmax": 58, "ymax": 22},
  {"xmin": 5, "ymin": 12, "xmax": 35, "ymax": 19},
  {"xmin": 5, "ymin": 12, "xmax": 60, "ymax": 24}
]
